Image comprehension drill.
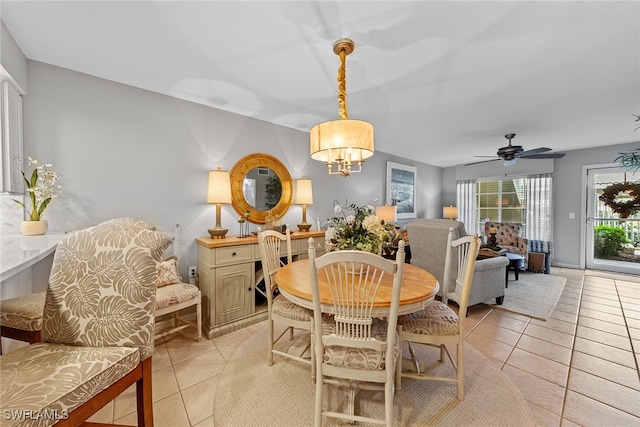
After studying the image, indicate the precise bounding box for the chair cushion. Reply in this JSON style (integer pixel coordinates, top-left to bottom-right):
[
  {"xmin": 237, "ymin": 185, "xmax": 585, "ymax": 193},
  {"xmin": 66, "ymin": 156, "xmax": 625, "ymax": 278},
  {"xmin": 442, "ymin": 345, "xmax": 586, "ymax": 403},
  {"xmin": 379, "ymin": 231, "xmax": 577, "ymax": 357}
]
[
  {"xmin": 155, "ymin": 283, "xmax": 200, "ymax": 309},
  {"xmin": 399, "ymin": 301, "xmax": 460, "ymax": 336},
  {"xmin": 271, "ymin": 295, "xmax": 312, "ymax": 322},
  {"xmin": 320, "ymin": 314, "xmax": 399, "ymax": 370},
  {"xmin": 0, "ymin": 292, "xmax": 46, "ymax": 332},
  {"xmin": 0, "ymin": 343, "xmax": 139, "ymax": 427}
]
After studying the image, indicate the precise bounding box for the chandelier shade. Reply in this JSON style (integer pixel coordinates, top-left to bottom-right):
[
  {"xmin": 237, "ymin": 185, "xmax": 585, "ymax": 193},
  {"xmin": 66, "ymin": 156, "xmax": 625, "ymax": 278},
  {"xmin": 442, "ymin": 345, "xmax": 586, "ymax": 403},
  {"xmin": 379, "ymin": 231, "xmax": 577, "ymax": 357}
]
[
  {"xmin": 310, "ymin": 38, "xmax": 374, "ymax": 177},
  {"xmin": 310, "ymin": 119, "xmax": 374, "ymax": 164}
]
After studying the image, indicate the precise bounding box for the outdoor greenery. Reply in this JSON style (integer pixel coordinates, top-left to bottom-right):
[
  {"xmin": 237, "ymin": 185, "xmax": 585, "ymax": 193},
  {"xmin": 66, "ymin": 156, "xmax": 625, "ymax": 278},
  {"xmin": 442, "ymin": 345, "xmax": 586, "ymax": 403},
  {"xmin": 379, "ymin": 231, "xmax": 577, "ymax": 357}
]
[{"xmin": 594, "ymin": 225, "xmax": 629, "ymax": 257}]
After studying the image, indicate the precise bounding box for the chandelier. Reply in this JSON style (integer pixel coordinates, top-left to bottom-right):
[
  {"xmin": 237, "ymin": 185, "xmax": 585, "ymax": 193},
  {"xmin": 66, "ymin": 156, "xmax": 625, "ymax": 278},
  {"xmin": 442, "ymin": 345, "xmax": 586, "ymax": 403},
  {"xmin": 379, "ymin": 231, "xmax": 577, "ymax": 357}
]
[{"xmin": 310, "ymin": 38, "xmax": 374, "ymax": 177}]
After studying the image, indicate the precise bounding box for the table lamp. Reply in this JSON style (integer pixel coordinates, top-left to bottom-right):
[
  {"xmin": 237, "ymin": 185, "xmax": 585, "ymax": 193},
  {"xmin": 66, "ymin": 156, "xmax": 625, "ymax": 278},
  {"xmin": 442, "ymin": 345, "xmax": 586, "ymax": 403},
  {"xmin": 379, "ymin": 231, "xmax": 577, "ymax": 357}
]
[
  {"xmin": 207, "ymin": 167, "xmax": 232, "ymax": 238},
  {"xmin": 443, "ymin": 205, "xmax": 458, "ymax": 220},
  {"xmin": 295, "ymin": 177, "xmax": 313, "ymax": 231},
  {"xmin": 376, "ymin": 205, "xmax": 397, "ymax": 224}
]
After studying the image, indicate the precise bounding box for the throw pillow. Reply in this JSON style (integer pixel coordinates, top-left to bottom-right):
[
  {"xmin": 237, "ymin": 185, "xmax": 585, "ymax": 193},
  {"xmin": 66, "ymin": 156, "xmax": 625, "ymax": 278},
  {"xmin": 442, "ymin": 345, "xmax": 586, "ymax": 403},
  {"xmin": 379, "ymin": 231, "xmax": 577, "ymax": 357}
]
[{"xmin": 157, "ymin": 255, "xmax": 183, "ymax": 287}]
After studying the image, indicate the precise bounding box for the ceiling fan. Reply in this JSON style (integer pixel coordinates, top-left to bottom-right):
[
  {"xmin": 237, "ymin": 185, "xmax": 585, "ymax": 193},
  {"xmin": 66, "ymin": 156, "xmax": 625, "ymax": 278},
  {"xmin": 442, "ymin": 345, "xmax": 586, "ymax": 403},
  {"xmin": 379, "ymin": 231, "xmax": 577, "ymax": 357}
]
[{"xmin": 465, "ymin": 134, "xmax": 565, "ymax": 166}]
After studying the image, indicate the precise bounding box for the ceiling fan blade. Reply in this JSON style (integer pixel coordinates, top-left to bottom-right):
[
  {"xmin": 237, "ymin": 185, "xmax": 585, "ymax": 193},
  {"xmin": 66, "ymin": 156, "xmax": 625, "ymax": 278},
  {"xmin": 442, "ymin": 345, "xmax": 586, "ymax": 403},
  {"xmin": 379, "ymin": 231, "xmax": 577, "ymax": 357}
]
[
  {"xmin": 516, "ymin": 147, "xmax": 552, "ymax": 157},
  {"xmin": 464, "ymin": 158, "xmax": 501, "ymax": 166},
  {"xmin": 521, "ymin": 153, "xmax": 566, "ymax": 159}
]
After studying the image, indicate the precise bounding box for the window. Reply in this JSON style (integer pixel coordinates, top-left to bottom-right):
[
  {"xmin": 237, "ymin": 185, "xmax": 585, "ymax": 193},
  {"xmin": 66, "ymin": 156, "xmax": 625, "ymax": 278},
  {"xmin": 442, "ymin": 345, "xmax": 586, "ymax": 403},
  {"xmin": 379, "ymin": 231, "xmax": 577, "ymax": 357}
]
[{"xmin": 475, "ymin": 178, "xmax": 526, "ymax": 235}]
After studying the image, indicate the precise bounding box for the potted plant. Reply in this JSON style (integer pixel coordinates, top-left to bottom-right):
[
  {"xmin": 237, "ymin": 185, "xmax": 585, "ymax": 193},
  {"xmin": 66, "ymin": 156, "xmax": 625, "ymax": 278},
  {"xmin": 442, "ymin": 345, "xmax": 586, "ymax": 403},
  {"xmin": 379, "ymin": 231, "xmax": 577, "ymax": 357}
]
[{"xmin": 13, "ymin": 157, "xmax": 61, "ymax": 235}]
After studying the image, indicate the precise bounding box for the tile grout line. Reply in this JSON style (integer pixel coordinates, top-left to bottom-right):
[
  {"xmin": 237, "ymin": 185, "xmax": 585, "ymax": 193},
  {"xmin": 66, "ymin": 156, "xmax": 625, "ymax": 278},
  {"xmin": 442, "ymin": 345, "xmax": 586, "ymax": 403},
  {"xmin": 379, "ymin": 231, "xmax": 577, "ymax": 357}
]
[
  {"xmin": 558, "ymin": 269, "xmax": 586, "ymax": 425},
  {"xmin": 613, "ymin": 278, "xmax": 640, "ymax": 381}
]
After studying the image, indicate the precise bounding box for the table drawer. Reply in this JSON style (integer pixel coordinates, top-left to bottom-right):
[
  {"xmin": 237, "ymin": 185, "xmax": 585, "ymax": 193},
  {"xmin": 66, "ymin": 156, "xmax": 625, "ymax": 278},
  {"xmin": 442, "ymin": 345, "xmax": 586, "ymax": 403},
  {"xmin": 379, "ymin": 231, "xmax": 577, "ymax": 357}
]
[{"xmin": 215, "ymin": 245, "xmax": 253, "ymax": 266}]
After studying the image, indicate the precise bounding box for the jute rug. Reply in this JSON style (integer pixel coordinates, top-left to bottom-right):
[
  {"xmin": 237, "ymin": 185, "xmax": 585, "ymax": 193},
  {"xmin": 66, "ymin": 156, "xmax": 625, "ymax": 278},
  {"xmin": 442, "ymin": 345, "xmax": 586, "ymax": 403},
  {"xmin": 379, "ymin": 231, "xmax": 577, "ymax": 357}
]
[
  {"xmin": 485, "ymin": 272, "xmax": 567, "ymax": 320},
  {"xmin": 213, "ymin": 322, "xmax": 535, "ymax": 427}
]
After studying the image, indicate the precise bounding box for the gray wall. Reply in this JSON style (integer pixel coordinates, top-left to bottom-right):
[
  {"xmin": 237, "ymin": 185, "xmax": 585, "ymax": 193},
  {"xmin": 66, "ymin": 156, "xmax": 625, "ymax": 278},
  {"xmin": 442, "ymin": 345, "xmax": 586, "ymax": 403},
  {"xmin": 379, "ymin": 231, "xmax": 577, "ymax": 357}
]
[
  {"xmin": 443, "ymin": 141, "xmax": 640, "ymax": 269},
  {"xmin": 1, "ymin": 20, "xmax": 27, "ymax": 92},
  {"xmin": 20, "ymin": 60, "xmax": 443, "ymax": 275},
  {"xmin": 553, "ymin": 141, "xmax": 639, "ymax": 268}
]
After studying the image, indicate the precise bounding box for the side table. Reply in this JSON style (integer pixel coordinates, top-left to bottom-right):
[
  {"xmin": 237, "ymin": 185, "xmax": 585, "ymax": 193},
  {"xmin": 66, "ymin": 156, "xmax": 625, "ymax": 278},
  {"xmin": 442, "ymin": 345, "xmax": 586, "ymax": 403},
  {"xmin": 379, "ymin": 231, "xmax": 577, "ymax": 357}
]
[{"xmin": 504, "ymin": 253, "xmax": 525, "ymax": 284}]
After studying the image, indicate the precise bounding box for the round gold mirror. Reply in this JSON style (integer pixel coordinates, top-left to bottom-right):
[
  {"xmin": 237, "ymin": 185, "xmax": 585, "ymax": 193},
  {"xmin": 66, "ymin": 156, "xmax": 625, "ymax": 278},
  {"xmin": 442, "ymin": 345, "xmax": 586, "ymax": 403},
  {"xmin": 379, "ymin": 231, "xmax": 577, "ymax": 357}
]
[{"xmin": 230, "ymin": 153, "xmax": 293, "ymax": 224}]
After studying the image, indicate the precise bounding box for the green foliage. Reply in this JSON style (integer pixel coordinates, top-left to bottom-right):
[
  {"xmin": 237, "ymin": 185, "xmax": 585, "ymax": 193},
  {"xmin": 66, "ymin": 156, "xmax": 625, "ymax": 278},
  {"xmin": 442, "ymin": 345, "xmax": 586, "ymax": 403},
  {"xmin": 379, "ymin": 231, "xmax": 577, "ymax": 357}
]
[
  {"xmin": 594, "ymin": 225, "xmax": 629, "ymax": 257},
  {"xmin": 325, "ymin": 204, "xmax": 388, "ymax": 254},
  {"xmin": 264, "ymin": 175, "xmax": 282, "ymax": 209}
]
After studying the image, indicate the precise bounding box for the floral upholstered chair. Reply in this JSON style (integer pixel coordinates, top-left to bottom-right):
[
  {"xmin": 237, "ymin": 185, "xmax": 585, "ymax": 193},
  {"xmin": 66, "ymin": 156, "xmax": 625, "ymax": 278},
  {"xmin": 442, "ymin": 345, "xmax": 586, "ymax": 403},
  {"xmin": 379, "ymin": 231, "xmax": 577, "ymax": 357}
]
[
  {"xmin": 484, "ymin": 222, "xmax": 528, "ymax": 270},
  {"xmin": 0, "ymin": 221, "xmax": 172, "ymax": 427}
]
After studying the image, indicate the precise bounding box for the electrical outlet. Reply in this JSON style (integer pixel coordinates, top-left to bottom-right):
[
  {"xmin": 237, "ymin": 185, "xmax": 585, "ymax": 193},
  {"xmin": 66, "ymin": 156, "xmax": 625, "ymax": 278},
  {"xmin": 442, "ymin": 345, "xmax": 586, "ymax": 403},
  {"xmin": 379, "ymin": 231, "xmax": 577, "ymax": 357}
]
[{"xmin": 189, "ymin": 266, "xmax": 197, "ymax": 278}]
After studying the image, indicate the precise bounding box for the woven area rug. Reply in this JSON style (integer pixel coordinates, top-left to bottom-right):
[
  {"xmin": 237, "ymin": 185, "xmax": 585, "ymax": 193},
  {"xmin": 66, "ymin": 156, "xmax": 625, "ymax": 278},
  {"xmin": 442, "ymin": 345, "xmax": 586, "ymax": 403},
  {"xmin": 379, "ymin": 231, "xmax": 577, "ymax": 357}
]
[
  {"xmin": 213, "ymin": 322, "xmax": 535, "ymax": 427},
  {"xmin": 485, "ymin": 272, "xmax": 567, "ymax": 320}
]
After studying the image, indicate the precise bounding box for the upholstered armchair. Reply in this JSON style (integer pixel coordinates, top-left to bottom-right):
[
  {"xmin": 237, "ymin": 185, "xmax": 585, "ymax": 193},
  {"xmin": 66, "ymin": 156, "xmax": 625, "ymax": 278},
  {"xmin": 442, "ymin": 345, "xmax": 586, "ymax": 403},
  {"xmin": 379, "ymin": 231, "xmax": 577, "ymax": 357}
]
[
  {"xmin": 484, "ymin": 221, "xmax": 528, "ymax": 270},
  {"xmin": 407, "ymin": 219, "xmax": 508, "ymax": 307}
]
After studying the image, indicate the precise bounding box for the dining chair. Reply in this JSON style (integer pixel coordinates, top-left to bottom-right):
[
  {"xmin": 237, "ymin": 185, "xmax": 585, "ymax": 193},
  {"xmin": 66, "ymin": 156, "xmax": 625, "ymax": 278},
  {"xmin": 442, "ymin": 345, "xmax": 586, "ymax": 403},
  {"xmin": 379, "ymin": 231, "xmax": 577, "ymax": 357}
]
[
  {"xmin": 154, "ymin": 253, "xmax": 201, "ymax": 342},
  {"xmin": 258, "ymin": 229, "xmax": 313, "ymax": 367},
  {"xmin": 0, "ymin": 292, "xmax": 45, "ymax": 352},
  {"xmin": 0, "ymin": 221, "xmax": 173, "ymax": 426},
  {"xmin": 308, "ymin": 238, "xmax": 405, "ymax": 427},
  {"xmin": 396, "ymin": 232, "xmax": 480, "ymax": 400}
]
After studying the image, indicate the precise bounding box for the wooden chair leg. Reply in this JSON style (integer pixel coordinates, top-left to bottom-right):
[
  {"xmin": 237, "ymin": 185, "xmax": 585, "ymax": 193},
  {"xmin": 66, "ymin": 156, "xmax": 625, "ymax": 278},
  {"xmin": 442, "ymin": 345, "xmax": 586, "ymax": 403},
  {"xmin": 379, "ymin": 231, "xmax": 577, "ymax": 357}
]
[{"xmin": 137, "ymin": 357, "xmax": 154, "ymax": 426}]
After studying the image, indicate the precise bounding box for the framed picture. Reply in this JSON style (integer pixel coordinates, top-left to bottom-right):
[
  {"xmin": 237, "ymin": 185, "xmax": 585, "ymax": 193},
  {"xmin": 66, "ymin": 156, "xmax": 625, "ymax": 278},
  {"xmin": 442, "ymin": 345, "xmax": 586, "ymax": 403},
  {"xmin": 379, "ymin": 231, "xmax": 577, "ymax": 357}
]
[{"xmin": 386, "ymin": 161, "xmax": 417, "ymax": 219}]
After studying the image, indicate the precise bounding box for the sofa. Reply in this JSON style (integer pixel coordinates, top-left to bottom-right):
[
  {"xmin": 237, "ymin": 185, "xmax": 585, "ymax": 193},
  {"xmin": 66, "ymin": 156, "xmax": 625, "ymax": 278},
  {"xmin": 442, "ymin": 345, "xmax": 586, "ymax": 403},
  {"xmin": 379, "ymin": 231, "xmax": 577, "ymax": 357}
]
[{"xmin": 407, "ymin": 219, "xmax": 508, "ymax": 308}]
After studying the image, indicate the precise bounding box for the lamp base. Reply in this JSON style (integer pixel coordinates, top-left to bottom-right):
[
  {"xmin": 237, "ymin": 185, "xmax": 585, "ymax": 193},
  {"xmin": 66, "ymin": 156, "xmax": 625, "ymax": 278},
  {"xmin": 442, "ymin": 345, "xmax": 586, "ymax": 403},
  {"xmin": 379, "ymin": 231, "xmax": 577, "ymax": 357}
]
[
  {"xmin": 208, "ymin": 227, "xmax": 228, "ymax": 239},
  {"xmin": 297, "ymin": 223, "xmax": 312, "ymax": 232}
]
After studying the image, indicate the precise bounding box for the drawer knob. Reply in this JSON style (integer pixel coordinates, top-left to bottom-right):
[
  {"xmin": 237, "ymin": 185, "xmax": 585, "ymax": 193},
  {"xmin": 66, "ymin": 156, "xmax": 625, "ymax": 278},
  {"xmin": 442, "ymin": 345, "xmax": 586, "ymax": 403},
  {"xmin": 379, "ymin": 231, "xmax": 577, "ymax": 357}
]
[{"xmin": 232, "ymin": 251, "xmax": 237, "ymax": 256}]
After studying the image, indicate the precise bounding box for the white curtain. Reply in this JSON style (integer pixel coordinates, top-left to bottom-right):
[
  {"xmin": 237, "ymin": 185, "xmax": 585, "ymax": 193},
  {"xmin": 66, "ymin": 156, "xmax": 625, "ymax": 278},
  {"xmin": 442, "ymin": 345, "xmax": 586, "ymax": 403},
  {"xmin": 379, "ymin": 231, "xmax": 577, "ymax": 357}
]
[
  {"xmin": 456, "ymin": 179, "xmax": 477, "ymax": 235},
  {"xmin": 525, "ymin": 173, "xmax": 553, "ymax": 241}
]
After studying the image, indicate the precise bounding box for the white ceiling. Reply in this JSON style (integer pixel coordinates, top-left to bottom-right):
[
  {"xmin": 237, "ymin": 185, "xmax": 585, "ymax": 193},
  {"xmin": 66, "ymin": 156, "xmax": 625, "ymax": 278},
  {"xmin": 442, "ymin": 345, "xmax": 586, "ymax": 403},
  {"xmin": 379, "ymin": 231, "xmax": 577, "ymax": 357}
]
[{"xmin": 2, "ymin": 1, "xmax": 639, "ymax": 168}]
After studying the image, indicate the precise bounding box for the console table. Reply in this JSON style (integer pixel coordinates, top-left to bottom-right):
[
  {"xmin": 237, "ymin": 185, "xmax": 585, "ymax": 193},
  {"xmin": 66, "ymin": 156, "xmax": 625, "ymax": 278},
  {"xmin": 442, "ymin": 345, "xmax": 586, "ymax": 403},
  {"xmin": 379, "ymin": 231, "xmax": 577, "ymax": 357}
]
[{"xmin": 196, "ymin": 230, "xmax": 325, "ymax": 338}]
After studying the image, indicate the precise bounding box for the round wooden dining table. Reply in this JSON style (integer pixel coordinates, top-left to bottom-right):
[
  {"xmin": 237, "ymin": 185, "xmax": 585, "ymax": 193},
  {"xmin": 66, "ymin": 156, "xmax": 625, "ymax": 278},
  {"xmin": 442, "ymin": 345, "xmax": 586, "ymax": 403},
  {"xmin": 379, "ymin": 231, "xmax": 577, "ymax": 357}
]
[{"xmin": 274, "ymin": 258, "xmax": 439, "ymax": 316}]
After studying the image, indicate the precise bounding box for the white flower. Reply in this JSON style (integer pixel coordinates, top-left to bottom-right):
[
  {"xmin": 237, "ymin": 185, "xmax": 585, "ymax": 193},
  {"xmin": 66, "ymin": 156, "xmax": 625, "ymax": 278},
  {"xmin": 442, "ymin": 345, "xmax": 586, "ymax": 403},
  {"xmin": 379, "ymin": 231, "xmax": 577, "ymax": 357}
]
[
  {"xmin": 324, "ymin": 204, "xmax": 390, "ymax": 255},
  {"xmin": 13, "ymin": 157, "xmax": 62, "ymax": 221}
]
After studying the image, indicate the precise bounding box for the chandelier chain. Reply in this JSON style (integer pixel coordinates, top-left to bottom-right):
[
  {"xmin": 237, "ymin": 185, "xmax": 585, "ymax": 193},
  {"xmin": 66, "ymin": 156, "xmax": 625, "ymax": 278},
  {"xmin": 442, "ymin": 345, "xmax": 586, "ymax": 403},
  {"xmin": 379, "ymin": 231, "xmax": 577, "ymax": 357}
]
[{"xmin": 337, "ymin": 48, "xmax": 348, "ymax": 120}]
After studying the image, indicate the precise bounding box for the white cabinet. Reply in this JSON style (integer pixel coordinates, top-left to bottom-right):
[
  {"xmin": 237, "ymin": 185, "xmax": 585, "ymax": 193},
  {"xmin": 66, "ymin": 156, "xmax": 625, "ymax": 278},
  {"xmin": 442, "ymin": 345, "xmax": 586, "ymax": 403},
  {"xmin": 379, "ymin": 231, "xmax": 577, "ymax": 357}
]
[
  {"xmin": 196, "ymin": 231, "xmax": 325, "ymax": 338},
  {"xmin": 1, "ymin": 80, "xmax": 24, "ymax": 193}
]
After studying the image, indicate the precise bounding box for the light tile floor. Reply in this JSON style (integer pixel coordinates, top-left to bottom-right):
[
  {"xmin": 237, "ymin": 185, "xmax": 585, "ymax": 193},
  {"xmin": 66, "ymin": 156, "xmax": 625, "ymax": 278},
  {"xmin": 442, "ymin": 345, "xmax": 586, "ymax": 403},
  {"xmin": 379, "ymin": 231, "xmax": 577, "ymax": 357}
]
[{"xmin": 89, "ymin": 267, "xmax": 640, "ymax": 426}]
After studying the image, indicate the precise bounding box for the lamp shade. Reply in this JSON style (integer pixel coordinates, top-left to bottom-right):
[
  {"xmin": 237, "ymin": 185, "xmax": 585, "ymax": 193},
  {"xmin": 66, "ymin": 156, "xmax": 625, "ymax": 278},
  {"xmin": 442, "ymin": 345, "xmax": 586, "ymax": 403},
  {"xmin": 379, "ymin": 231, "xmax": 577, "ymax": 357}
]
[
  {"xmin": 295, "ymin": 177, "xmax": 313, "ymax": 205},
  {"xmin": 310, "ymin": 119, "xmax": 374, "ymax": 163},
  {"xmin": 443, "ymin": 205, "xmax": 458, "ymax": 220},
  {"xmin": 207, "ymin": 168, "xmax": 231, "ymax": 204},
  {"xmin": 376, "ymin": 205, "xmax": 397, "ymax": 223}
]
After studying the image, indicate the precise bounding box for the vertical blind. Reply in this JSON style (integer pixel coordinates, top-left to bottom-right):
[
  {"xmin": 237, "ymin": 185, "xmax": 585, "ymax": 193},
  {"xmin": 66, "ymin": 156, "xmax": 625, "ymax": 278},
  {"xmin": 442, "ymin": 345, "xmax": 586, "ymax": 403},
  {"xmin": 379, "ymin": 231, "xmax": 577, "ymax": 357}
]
[
  {"xmin": 456, "ymin": 179, "xmax": 477, "ymax": 235},
  {"xmin": 525, "ymin": 173, "xmax": 554, "ymax": 242}
]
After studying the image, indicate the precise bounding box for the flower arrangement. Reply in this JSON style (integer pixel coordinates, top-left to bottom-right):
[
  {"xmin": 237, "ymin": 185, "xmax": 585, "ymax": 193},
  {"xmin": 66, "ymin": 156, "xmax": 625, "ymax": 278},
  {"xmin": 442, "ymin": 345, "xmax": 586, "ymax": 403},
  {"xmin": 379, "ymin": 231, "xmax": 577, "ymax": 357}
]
[
  {"xmin": 325, "ymin": 203, "xmax": 389, "ymax": 254},
  {"xmin": 13, "ymin": 157, "xmax": 61, "ymax": 221}
]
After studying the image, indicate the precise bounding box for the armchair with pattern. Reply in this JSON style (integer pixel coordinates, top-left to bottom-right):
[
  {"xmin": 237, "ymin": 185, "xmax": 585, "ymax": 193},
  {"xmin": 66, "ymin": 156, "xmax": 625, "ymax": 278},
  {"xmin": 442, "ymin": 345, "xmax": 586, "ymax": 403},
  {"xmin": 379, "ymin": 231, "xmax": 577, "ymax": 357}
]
[{"xmin": 484, "ymin": 222, "xmax": 528, "ymax": 270}]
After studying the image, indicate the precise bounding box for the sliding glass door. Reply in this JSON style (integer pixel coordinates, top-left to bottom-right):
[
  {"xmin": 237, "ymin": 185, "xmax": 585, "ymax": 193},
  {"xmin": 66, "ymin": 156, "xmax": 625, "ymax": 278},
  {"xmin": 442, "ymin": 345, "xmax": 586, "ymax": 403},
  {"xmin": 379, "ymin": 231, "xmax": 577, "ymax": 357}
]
[{"xmin": 586, "ymin": 167, "xmax": 640, "ymax": 274}]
